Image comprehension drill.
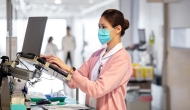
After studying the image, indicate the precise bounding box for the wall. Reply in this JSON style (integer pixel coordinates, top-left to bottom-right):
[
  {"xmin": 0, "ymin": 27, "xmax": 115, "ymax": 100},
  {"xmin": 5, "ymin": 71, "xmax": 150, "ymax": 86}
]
[
  {"xmin": 139, "ymin": 0, "xmax": 164, "ymax": 76},
  {"xmin": 120, "ymin": 0, "xmax": 133, "ymax": 48},
  {"xmin": 165, "ymin": 0, "xmax": 190, "ymax": 109}
]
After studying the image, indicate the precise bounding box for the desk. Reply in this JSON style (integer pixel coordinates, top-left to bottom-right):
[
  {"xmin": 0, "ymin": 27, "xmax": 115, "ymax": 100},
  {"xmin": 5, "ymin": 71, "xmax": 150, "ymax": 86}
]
[{"xmin": 31, "ymin": 97, "xmax": 94, "ymax": 110}]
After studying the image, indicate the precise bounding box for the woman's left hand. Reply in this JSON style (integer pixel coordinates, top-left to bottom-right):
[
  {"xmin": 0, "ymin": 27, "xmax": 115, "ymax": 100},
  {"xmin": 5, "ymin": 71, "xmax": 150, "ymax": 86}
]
[{"xmin": 45, "ymin": 55, "xmax": 70, "ymax": 72}]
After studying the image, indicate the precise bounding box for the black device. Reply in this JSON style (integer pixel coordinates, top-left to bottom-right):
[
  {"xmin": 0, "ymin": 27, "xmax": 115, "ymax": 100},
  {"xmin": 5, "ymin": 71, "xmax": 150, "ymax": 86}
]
[
  {"xmin": 21, "ymin": 17, "xmax": 48, "ymax": 59},
  {"xmin": 138, "ymin": 29, "xmax": 146, "ymax": 44},
  {"xmin": 125, "ymin": 29, "xmax": 146, "ymax": 51},
  {"xmin": 36, "ymin": 99, "xmax": 51, "ymax": 105},
  {"xmin": 37, "ymin": 57, "xmax": 68, "ymax": 77}
]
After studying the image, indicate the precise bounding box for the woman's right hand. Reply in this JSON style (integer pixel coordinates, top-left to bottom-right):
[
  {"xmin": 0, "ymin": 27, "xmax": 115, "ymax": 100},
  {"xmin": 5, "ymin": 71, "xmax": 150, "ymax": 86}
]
[
  {"xmin": 45, "ymin": 55, "xmax": 71, "ymax": 72},
  {"xmin": 40, "ymin": 54, "xmax": 66, "ymax": 72}
]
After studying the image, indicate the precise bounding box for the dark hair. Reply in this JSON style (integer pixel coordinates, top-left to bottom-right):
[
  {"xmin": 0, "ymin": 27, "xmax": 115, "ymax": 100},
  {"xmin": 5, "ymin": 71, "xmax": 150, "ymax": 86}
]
[
  {"xmin": 66, "ymin": 26, "xmax": 70, "ymax": 30},
  {"xmin": 48, "ymin": 36, "xmax": 53, "ymax": 43},
  {"xmin": 101, "ymin": 9, "xmax": 130, "ymax": 36}
]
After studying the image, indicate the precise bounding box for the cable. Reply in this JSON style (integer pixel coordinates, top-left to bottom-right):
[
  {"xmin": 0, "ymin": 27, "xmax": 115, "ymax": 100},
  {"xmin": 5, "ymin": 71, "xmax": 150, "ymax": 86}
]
[
  {"xmin": 27, "ymin": 71, "xmax": 58, "ymax": 88},
  {"xmin": 27, "ymin": 78, "xmax": 41, "ymax": 88},
  {"xmin": 26, "ymin": 80, "xmax": 34, "ymax": 88},
  {"xmin": 16, "ymin": 52, "xmax": 21, "ymax": 56},
  {"xmin": 16, "ymin": 52, "xmax": 29, "ymax": 70},
  {"xmin": 9, "ymin": 81, "xmax": 15, "ymax": 95},
  {"xmin": 16, "ymin": 56, "xmax": 29, "ymax": 71},
  {"xmin": 40, "ymin": 71, "xmax": 58, "ymax": 80}
]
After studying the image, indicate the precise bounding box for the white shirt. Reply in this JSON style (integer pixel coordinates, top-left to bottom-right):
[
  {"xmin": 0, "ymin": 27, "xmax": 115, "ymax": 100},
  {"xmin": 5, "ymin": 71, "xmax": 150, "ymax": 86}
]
[
  {"xmin": 44, "ymin": 43, "xmax": 58, "ymax": 55},
  {"xmin": 89, "ymin": 42, "xmax": 123, "ymax": 108},
  {"xmin": 62, "ymin": 35, "xmax": 76, "ymax": 52}
]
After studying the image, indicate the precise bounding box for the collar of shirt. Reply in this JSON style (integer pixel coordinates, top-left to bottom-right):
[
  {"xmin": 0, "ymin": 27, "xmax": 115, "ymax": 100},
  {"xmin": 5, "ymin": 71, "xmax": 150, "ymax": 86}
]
[{"xmin": 99, "ymin": 42, "xmax": 123, "ymax": 62}]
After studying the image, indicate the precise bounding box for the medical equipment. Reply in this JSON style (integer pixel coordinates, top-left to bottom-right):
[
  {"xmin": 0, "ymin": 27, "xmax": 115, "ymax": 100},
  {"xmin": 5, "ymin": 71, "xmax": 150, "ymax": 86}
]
[{"xmin": 0, "ymin": 53, "xmax": 72, "ymax": 110}]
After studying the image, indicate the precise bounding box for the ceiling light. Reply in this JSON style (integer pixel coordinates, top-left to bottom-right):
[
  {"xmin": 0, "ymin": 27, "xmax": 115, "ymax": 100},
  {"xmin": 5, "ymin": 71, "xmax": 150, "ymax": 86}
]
[
  {"xmin": 54, "ymin": 0, "xmax": 62, "ymax": 4},
  {"xmin": 89, "ymin": 0, "xmax": 94, "ymax": 4}
]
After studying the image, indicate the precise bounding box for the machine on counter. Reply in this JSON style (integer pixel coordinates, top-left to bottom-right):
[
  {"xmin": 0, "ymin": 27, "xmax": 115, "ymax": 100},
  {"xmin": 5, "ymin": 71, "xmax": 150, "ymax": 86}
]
[{"xmin": 0, "ymin": 17, "xmax": 73, "ymax": 110}]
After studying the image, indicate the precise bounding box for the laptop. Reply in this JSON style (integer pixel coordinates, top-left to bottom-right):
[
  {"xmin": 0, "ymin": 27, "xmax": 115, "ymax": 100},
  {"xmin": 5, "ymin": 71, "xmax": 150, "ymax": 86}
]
[{"xmin": 20, "ymin": 17, "xmax": 48, "ymax": 59}]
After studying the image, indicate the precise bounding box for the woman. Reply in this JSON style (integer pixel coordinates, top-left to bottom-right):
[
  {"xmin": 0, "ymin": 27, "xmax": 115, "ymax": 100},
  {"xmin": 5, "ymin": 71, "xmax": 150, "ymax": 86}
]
[
  {"xmin": 43, "ymin": 9, "xmax": 132, "ymax": 110},
  {"xmin": 44, "ymin": 36, "xmax": 58, "ymax": 55}
]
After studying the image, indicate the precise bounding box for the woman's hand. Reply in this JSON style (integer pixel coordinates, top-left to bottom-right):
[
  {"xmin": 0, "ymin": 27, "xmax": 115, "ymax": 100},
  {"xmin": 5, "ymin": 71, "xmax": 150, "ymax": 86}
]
[
  {"xmin": 45, "ymin": 55, "xmax": 70, "ymax": 72},
  {"xmin": 40, "ymin": 54, "xmax": 46, "ymax": 58}
]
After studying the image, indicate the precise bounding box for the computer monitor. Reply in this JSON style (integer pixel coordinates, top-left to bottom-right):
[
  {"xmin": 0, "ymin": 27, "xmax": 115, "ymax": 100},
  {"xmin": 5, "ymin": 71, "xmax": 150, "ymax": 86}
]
[
  {"xmin": 138, "ymin": 29, "xmax": 146, "ymax": 44},
  {"xmin": 21, "ymin": 17, "xmax": 47, "ymax": 58}
]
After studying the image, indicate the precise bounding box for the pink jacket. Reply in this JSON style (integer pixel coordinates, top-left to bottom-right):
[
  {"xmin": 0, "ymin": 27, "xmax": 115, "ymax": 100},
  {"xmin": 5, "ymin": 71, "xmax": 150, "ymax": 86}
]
[{"xmin": 67, "ymin": 48, "xmax": 132, "ymax": 110}]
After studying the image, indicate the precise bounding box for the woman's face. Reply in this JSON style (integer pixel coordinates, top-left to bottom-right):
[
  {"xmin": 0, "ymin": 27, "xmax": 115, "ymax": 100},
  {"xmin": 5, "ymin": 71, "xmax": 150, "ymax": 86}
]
[{"xmin": 98, "ymin": 16, "xmax": 117, "ymax": 39}]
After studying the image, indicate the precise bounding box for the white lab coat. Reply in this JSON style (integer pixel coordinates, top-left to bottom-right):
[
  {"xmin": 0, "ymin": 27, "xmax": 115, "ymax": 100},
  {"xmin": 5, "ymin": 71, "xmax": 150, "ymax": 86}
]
[
  {"xmin": 62, "ymin": 35, "xmax": 76, "ymax": 65},
  {"xmin": 44, "ymin": 43, "xmax": 58, "ymax": 55}
]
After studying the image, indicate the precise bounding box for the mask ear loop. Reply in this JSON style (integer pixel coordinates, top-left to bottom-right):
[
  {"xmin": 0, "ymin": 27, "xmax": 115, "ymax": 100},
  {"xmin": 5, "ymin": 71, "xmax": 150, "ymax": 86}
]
[
  {"xmin": 110, "ymin": 26, "xmax": 119, "ymax": 39},
  {"xmin": 105, "ymin": 26, "xmax": 119, "ymax": 44},
  {"xmin": 111, "ymin": 33, "xmax": 118, "ymax": 39}
]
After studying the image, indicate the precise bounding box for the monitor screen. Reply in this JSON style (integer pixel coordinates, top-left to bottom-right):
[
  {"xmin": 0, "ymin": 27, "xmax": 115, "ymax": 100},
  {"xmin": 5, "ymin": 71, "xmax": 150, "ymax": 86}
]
[
  {"xmin": 22, "ymin": 17, "xmax": 47, "ymax": 57},
  {"xmin": 138, "ymin": 29, "xmax": 146, "ymax": 44}
]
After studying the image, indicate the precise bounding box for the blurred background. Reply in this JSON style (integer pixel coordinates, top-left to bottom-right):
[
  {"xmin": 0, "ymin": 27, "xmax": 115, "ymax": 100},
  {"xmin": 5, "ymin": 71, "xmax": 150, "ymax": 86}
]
[{"xmin": 0, "ymin": 0, "xmax": 190, "ymax": 110}]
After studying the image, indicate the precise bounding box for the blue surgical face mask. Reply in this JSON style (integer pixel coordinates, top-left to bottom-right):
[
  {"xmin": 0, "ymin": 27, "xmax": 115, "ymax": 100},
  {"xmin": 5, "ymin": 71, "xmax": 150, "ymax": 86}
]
[{"xmin": 98, "ymin": 28, "xmax": 116, "ymax": 45}]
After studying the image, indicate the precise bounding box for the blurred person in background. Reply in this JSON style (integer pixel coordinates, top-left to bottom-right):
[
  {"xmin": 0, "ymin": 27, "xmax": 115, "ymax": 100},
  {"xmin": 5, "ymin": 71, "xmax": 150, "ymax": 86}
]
[
  {"xmin": 44, "ymin": 36, "xmax": 58, "ymax": 55},
  {"xmin": 62, "ymin": 26, "xmax": 76, "ymax": 67},
  {"xmin": 42, "ymin": 9, "xmax": 132, "ymax": 110}
]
